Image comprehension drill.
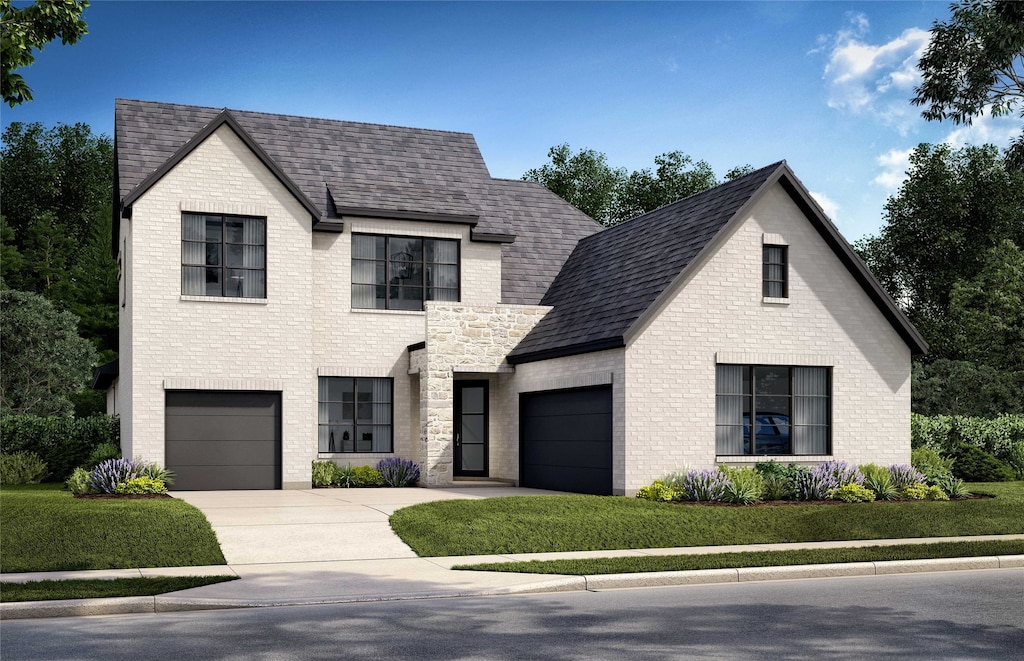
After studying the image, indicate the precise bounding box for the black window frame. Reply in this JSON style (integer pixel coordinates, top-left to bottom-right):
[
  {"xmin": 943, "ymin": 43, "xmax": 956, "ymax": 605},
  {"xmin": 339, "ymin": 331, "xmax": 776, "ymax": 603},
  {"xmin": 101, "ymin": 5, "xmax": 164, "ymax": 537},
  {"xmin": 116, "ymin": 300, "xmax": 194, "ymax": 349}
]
[
  {"xmin": 763, "ymin": 244, "xmax": 788, "ymax": 298},
  {"xmin": 351, "ymin": 233, "xmax": 460, "ymax": 311},
  {"xmin": 317, "ymin": 376, "xmax": 394, "ymax": 453},
  {"xmin": 715, "ymin": 364, "xmax": 831, "ymax": 456},
  {"xmin": 181, "ymin": 213, "xmax": 267, "ymax": 299}
]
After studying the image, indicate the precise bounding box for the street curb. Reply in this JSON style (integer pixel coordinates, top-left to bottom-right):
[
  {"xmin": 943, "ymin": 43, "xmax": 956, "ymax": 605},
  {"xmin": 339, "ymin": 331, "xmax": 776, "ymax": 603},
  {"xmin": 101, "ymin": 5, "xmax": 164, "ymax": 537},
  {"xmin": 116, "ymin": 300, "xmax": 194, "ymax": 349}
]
[{"xmin": 3, "ymin": 555, "xmax": 1022, "ymax": 620}]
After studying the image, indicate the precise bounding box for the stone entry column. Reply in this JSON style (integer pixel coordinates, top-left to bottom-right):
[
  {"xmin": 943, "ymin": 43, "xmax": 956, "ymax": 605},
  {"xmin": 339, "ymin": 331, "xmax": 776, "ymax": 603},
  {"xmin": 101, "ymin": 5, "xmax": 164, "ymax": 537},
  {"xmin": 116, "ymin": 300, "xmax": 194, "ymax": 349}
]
[{"xmin": 421, "ymin": 362, "xmax": 454, "ymax": 487}]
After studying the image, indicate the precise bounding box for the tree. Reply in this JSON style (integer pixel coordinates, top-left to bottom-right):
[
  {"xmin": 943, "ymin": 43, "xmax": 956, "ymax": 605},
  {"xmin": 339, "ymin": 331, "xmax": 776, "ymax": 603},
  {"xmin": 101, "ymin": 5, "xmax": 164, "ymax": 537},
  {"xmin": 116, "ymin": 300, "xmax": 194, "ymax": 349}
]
[
  {"xmin": 912, "ymin": 0, "xmax": 1024, "ymax": 167},
  {"xmin": 1, "ymin": 0, "xmax": 89, "ymax": 106},
  {"xmin": 524, "ymin": 145, "xmax": 750, "ymax": 227},
  {"xmin": 0, "ymin": 288, "xmax": 98, "ymax": 417}
]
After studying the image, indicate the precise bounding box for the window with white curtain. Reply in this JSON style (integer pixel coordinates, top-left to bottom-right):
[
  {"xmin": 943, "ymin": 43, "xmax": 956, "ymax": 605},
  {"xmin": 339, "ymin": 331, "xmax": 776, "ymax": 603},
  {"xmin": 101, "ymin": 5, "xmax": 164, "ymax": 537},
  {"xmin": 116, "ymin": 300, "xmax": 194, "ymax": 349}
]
[
  {"xmin": 351, "ymin": 234, "xmax": 459, "ymax": 310},
  {"xmin": 182, "ymin": 213, "xmax": 266, "ymax": 298},
  {"xmin": 716, "ymin": 365, "xmax": 830, "ymax": 456},
  {"xmin": 318, "ymin": 377, "xmax": 393, "ymax": 453},
  {"xmin": 763, "ymin": 245, "xmax": 788, "ymax": 298}
]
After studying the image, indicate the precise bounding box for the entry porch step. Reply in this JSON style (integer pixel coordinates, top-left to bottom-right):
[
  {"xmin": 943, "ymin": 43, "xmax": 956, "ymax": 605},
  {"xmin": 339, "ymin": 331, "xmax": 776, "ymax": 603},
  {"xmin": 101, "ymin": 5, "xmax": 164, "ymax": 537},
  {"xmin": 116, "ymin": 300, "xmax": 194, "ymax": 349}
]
[{"xmin": 449, "ymin": 477, "xmax": 516, "ymax": 488}]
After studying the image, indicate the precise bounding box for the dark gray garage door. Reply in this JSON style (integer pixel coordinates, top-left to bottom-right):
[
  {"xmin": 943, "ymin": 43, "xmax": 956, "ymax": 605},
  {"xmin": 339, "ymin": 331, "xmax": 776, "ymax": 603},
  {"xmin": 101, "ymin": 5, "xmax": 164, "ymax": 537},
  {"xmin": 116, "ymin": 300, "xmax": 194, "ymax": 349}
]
[
  {"xmin": 520, "ymin": 385, "xmax": 612, "ymax": 495},
  {"xmin": 165, "ymin": 391, "xmax": 281, "ymax": 490}
]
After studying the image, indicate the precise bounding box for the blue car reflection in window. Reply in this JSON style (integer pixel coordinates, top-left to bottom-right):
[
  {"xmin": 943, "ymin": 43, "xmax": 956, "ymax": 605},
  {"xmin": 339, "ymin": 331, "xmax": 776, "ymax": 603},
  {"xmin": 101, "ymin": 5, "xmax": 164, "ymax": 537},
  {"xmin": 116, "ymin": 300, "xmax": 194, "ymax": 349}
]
[{"xmin": 743, "ymin": 414, "xmax": 791, "ymax": 454}]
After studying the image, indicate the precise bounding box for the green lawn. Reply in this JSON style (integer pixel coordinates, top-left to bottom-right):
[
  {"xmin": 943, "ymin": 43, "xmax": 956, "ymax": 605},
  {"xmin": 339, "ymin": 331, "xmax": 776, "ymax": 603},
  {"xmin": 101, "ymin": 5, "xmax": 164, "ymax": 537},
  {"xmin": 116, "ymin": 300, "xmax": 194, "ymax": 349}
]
[
  {"xmin": 454, "ymin": 540, "xmax": 1024, "ymax": 575},
  {"xmin": 0, "ymin": 484, "xmax": 226, "ymax": 573},
  {"xmin": 389, "ymin": 482, "xmax": 1024, "ymax": 556},
  {"xmin": 0, "ymin": 576, "xmax": 238, "ymax": 602}
]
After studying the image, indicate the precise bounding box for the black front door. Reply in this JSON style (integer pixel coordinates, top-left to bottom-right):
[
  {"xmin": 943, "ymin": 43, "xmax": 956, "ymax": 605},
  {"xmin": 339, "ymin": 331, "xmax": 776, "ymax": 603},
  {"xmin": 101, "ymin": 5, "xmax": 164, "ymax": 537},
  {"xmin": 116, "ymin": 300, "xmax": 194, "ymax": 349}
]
[{"xmin": 454, "ymin": 380, "xmax": 488, "ymax": 477}]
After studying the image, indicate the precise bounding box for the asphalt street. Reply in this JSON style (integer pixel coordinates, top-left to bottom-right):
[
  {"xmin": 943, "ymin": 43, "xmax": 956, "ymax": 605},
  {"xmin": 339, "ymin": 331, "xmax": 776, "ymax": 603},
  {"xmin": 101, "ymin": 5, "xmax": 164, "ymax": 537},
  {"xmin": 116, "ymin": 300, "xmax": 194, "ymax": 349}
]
[{"xmin": 2, "ymin": 569, "xmax": 1022, "ymax": 660}]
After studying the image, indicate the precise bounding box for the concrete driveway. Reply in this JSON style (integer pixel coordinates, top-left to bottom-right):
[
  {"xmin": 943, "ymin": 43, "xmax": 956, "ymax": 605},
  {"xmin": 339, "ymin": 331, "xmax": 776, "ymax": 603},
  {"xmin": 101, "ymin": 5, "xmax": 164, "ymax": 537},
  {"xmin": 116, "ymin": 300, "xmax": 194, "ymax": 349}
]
[{"xmin": 172, "ymin": 486, "xmax": 559, "ymax": 565}]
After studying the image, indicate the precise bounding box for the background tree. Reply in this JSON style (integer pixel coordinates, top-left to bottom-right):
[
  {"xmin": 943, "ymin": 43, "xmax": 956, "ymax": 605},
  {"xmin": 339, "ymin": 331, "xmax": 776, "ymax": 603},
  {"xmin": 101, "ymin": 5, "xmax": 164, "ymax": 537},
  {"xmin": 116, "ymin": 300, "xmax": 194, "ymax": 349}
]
[
  {"xmin": 1, "ymin": 0, "xmax": 90, "ymax": 106},
  {"xmin": 524, "ymin": 144, "xmax": 751, "ymax": 227},
  {"xmin": 0, "ymin": 288, "xmax": 98, "ymax": 417},
  {"xmin": 912, "ymin": 0, "xmax": 1024, "ymax": 168}
]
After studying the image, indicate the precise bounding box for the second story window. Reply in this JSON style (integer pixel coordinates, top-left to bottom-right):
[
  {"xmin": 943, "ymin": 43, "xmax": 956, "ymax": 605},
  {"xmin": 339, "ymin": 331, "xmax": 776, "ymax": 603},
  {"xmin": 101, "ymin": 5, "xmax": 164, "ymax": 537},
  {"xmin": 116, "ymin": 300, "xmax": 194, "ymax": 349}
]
[
  {"xmin": 182, "ymin": 213, "xmax": 266, "ymax": 298},
  {"xmin": 351, "ymin": 234, "xmax": 459, "ymax": 310},
  {"xmin": 762, "ymin": 244, "xmax": 788, "ymax": 299}
]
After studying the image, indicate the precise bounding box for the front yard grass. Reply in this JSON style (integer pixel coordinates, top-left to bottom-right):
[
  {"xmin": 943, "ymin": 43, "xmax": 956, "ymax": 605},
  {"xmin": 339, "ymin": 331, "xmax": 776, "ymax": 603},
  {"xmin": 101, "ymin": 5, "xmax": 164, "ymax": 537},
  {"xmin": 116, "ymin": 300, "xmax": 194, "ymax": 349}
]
[
  {"xmin": 0, "ymin": 484, "xmax": 226, "ymax": 573},
  {"xmin": 454, "ymin": 539, "xmax": 1024, "ymax": 575},
  {"xmin": 0, "ymin": 576, "xmax": 238, "ymax": 602},
  {"xmin": 389, "ymin": 482, "xmax": 1024, "ymax": 556}
]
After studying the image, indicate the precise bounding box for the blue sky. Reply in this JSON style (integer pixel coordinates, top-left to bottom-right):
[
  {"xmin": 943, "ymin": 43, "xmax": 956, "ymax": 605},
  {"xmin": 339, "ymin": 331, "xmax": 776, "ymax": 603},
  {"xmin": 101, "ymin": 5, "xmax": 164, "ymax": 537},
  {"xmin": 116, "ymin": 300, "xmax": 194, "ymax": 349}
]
[{"xmin": 3, "ymin": 1, "xmax": 1019, "ymax": 241}]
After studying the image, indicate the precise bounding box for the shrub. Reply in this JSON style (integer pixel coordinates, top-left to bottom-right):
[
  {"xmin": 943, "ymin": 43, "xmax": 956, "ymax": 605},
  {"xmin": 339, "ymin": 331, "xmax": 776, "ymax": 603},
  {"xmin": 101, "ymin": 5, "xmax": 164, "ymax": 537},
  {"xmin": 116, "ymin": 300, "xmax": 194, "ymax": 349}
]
[
  {"xmin": 900, "ymin": 483, "xmax": 949, "ymax": 501},
  {"xmin": 911, "ymin": 413, "xmax": 1024, "ymax": 460},
  {"xmin": 351, "ymin": 465, "xmax": 384, "ymax": 487},
  {"xmin": 311, "ymin": 460, "xmax": 336, "ymax": 487},
  {"xmin": 377, "ymin": 458, "xmax": 420, "ymax": 487},
  {"xmin": 114, "ymin": 476, "xmax": 168, "ymax": 495},
  {"xmin": 65, "ymin": 467, "xmax": 95, "ymax": 495},
  {"xmin": 754, "ymin": 461, "xmax": 806, "ymax": 500},
  {"xmin": 833, "ymin": 483, "xmax": 876, "ymax": 503},
  {"xmin": 911, "ymin": 447, "xmax": 954, "ymax": 485},
  {"xmin": 83, "ymin": 442, "xmax": 121, "ymax": 469},
  {"xmin": 859, "ymin": 464, "xmax": 899, "ymax": 501},
  {"xmin": 1006, "ymin": 442, "xmax": 1024, "ymax": 480},
  {"xmin": 0, "ymin": 414, "xmax": 120, "ymax": 480},
  {"xmin": 678, "ymin": 469, "xmax": 730, "ymax": 502},
  {"xmin": 139, "ymin": 461, "xmax": 175, "ymax": 487},
  {"xmin": 796, "ymin": 461, "xmax": 862, "ymax": 500},
  {"xmin": 334, "ymin": 464, "xmax": 357, "ymax": 488},
  {"xmin": 933, "ymin": 474, "xmax": 971, "ymax": 499},
  {"xmin": 950, "ymin": 444, "xmax": 1016, "ymax": 482},
  {"xmin": 89, "ymin": 458, "xmax": 144, "ymax": 494},
  {"xmin": 719, "ymin": 466, "xmax": 764, "ymax": 505},
  {"xmin": 889, "ymin": 464, "xmax": 927, "ymax": 490},
  {"xmin": 0, "ymin": 451, "xmax": 48, "ymax": 484},
  {"xmin": 761, "ymin": 474, "xmax": 793, "ymax": 501},
  {"xmin": 636, "ymin": 480, "xmax": 677, "ymax": 502}
]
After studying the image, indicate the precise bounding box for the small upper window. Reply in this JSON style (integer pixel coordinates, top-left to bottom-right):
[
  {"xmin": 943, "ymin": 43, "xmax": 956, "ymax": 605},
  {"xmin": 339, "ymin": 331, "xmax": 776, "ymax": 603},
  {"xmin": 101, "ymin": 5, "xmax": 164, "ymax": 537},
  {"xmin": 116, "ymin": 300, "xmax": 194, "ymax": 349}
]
[
  {"xmin": 351, "ymin": 234, "xmax": 459, "ymax": 310},
  {"xmin": 182, "ymin": 213, "xmax": 266, "ymax": 298},
  {"xmin": 763, "ymin": 245, "xmax": 787, "ymax": 298}
]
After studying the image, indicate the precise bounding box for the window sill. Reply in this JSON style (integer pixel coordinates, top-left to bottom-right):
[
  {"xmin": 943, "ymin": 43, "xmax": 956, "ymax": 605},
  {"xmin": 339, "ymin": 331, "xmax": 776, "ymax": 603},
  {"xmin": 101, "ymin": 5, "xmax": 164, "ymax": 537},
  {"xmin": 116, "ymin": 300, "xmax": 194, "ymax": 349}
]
[
  {"xmin": 717, "ymin": 455, "xmax": 832, "ymax": 464},
  {"xmin": 318, "ymin": 452, "xmax": 394, "ymax": 458},
  {"xmin": 180, "ymin": 295, "xmax": 268, "ymax": 305},
  {"xmin": 762, "ymin": 297, "xmax": 790, "ymax": 306},
  {"xmin": 351, "ymin": 308, "xmax": 425, "ymax": 316}
]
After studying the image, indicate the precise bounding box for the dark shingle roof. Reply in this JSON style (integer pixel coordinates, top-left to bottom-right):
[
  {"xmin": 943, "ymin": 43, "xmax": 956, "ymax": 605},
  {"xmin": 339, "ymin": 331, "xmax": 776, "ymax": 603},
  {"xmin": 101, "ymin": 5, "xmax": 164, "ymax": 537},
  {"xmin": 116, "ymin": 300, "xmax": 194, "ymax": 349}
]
[
  {"xmin": 114, "ymin": 99, "xmax": 599, "ymax": 303},
  {"xmin": 507, "ymin": 162, "xmax": 929, "ymax": 363}
]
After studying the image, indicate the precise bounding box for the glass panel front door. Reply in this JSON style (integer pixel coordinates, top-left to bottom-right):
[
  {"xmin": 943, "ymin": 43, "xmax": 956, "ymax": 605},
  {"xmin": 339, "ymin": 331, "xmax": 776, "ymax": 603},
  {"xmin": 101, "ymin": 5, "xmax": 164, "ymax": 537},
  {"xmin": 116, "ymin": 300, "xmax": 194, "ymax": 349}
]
[{"xmin": 455, "ymin": 381, "xmax": 488, "ymax": 477}]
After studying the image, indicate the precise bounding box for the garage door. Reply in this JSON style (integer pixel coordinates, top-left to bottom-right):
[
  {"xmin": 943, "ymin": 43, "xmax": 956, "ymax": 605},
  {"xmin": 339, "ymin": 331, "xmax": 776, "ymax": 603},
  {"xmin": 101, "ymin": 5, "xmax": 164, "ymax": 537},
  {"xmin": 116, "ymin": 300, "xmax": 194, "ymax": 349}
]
[
  {"xmin": 165, "ymin": 391, "xmax": 281, "ymax": 490},
  {"xmin": 520, "ymin": 385, "xmax": 612, "ymax": 495}
]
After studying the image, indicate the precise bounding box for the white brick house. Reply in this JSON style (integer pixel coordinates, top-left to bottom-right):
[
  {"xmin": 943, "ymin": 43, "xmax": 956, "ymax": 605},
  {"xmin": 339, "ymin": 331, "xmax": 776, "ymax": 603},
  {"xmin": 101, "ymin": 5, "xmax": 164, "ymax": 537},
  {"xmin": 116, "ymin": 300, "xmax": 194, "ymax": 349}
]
[{"xmin": 99, "ymin": 99, "xmax": 927, "ymax": 495}]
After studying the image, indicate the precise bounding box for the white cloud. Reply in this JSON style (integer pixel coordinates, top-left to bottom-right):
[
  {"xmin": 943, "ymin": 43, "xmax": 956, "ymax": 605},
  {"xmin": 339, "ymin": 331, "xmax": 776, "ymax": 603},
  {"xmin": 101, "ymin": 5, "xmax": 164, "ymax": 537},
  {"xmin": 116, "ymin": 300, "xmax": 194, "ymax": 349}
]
[
  {"xmin": 819, "ymin": 13, "xmax": 930, "ymax": 132},
  {"xmin": 809, "ymin": 190, "xmax": 840, "ymax": 221},
  {"xmin": 873, "ymin": 147, "xmax": 914, "ymax": 192},
  {"xmin": 942, "ymin": 109, "xmax": 1022, "ymax": 148}
]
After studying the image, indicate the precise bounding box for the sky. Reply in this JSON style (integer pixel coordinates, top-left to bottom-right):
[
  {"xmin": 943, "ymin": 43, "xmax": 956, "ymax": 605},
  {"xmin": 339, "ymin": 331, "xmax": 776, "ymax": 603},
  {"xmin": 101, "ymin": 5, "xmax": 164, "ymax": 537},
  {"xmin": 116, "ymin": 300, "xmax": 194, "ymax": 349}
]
[{"xmin": 3, "ymin": 0, "xmax": 1020, "ymax": 242}]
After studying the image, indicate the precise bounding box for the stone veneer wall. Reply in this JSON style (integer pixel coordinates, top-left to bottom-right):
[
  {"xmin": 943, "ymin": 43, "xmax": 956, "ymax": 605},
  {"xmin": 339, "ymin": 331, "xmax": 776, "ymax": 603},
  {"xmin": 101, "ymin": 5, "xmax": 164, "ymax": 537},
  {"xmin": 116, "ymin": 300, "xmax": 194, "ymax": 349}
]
[{"xmin": 419, "ymin": 303, "xmax": 550, "ymax": 486}]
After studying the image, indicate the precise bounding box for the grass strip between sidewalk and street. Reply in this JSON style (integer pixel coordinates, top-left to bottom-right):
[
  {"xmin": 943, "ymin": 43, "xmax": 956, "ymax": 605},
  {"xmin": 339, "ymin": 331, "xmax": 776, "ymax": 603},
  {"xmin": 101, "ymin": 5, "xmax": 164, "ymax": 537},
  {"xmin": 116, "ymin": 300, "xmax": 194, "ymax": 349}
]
[
  {"xmin": 390, "ymin": 482, "xmax": 1024, "ymax": 556},
  {"xmin": 453, "ymin": 539, "xmax": 1024, "ymax": 575},
  {"xmin": 0, "ymin": 484, "xmax": 226, "ymax": 573},
  {"xmin": 0, "ymin": 576, "xmax": 239, "ymax": 603}
]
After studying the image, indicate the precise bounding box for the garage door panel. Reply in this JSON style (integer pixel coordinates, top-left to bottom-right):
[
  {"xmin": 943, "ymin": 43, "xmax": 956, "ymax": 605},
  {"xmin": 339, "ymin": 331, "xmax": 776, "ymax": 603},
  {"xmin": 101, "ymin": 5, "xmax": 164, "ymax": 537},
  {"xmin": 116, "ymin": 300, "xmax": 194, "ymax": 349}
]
[
  {"xmin": 170, "ymin": 465, "xmax": 279, "ymax": 491},
  {"xmin": 166, "ymin": 415, "xmax": 278, "ymax": 442},
  {"xmin": 522, "ymin": 464, "xmax": 610, "ymax": 496},
  {"xmin": 521, "ymin": 414, "xmax": 612, "ymax": 444},
  {"xmin": 165, "ymin": 440, "xmax": 279, "ymax": 467},
  {"xmin": 521, "ymin": 389, "xmax": 612, "ymax": 417},
  {"xmin": 166, "ymin": 391, "xmax": 280, "ymax": 415},
  {"xmin": 520, "ymin": 439, "xmax": 611, "ymax": 470}
]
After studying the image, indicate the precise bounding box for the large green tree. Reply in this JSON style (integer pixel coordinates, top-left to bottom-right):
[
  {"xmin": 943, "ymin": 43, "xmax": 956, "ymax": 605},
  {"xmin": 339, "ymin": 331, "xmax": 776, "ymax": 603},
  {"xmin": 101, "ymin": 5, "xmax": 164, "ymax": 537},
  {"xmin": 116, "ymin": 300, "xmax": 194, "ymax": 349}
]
[
  {"xmin": 0, "ymin": 121, "xmax": 117, "ymax": 357},
  {"xmin": 524, "ymin": 145, "xmax": 751, "ymax": 227},
  {"xmin": 1, "ymin": 0, "xmax": 90, "ymax": 106},
  {"xmin": 0, "ymin": 288, "xmax": 98, "ymax": 417},
  {"xmin": 912, "ymin": 0, "xmax": 1024, "ymax": 168}
]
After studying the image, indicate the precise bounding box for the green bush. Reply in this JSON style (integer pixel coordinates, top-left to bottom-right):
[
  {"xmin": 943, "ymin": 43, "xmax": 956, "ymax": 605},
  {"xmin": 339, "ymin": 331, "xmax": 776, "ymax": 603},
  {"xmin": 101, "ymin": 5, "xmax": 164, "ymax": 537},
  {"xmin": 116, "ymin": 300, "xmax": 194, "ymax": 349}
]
[
  {"xmin": 833, "ymin": 483, "xmax": 876, "ymax": 503},
  {"xmin": 139, "ymin": 462, "xmax": 175, "ymax": 487},
  {"xmin": 335, "ymin": 464, "xmax": 357, "ymax": 488},
  {"xmin": 719, "ymin": 466, "xmax": 764, "ymax": 504},
  {"xmin": 859, "ymin": 464, "xmax": 899, "ymax": 501},
  {"xmin": 900, "ymin": 483, "xmax": 949, "ymax": 501},
  {"xmin": 0, "ymin": 414, "xmax": 120, "ymax": 480},
  {"xmin": 65, "ymin": 467, "xmax": 95, "ymax": 495},
  {"xmin": 0, "ymin": 452, "xmax": 48, "ymax": 484},
  {"xmin": 636, "ymin": 480, "xmax": 677, "ymax": 502},
  {"xmin": 933, "ymin": 474, "xmax": 971, "ymax": 499},
  {"xmin": 911, "ymin": 447, "xmax": 954, "ymax": 485},
  {"xmin": 761, "ymin": 474, "xmax": 793, "ymax": 501},
  {"xmin": 754, "ymin": 461, "xmax": 807, "ymax": 500},
  {"xmin": 911, "ymin": 413, "xmax": 1024, "ymax": 461},
  {"xmin": 950, "ymin": 443, "xmax": 1016, "ymax": 482},
  {"xmin": 1006, "ymin": 442, "xmax": 1024, "ymax": 480},
  {"xmin": 311, "ymin": 460, "xmax": 336, "ymax": 487},
  {"xmin": 113, "ymin": 476, "xmax": 168, "ymax": 495},
  {"xmin": 83, "ymin": 442, "xmax": 121, "ymax": 469},
  {"xmin": 351, "ymin": 465, "xmax": 384, "ymax": 487}
]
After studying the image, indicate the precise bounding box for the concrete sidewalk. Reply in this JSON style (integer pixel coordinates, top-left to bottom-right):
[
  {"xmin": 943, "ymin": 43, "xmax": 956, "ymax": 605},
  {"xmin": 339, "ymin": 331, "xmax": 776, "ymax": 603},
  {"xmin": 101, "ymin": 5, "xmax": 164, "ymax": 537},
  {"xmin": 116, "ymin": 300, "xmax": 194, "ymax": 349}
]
[{"xmin": 4, "ymin": 535, "xmax": 1023, "ymax": 620}]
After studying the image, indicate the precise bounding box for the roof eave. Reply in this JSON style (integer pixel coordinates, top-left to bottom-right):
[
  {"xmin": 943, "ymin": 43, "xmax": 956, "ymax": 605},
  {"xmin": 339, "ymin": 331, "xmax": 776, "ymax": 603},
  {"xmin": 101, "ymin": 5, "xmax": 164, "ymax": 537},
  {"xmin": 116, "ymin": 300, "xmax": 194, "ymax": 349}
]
[{"xmin": 506, "ymin": 337, "xmax": 626, "ymax": 365}]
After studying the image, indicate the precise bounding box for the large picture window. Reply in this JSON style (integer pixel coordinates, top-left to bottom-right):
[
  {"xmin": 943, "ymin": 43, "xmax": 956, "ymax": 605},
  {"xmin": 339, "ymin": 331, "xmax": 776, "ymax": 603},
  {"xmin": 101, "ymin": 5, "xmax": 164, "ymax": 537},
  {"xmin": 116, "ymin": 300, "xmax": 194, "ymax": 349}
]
[
  {"xmin": 351, "ymin": 234, "xmax": 459, "ymax": 310},
  {"xmin": 318, "ymin": 377, "xmax": 393, "ymax": 453},
  {"xmin": 716, "ymin": 365, "xmax": 830, "ymax": 455},
  {"xmin": 182, "ymin": 213, "xmax": 266, "ymax": 298}
]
